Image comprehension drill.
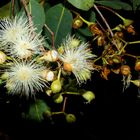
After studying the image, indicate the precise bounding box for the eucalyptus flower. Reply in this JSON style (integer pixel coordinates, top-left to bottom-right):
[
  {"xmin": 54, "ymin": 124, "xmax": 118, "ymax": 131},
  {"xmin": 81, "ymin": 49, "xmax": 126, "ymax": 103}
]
[
  {"xmin": 6, "ymin": 60, "xmax": 47, "ymax": 97},
  {"xmin": 0, "ymin": 15, "xmax": 32, "ymax": 46},
  {"xmin": 5, "ymin": 32, "xmax": 44, "ymax": 59},
  {"xmin": 59, "ymin": 36, "xmax": 96, "ymax": 84}
]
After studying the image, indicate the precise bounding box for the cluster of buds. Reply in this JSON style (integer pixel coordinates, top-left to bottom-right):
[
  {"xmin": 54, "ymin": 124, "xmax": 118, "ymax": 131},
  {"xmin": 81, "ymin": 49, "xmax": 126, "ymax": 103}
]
[{"xmin": 0, "ymin": 15, "xmax": 96, "ymax": 108}]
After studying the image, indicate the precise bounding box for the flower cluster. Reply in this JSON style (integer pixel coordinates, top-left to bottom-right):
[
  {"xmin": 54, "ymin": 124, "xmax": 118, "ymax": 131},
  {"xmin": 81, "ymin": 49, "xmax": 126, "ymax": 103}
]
[
  {"xmin": 0, "ymin": 16, "xmax": 47, "ymax": 97},
  {"xmin": 58, "ymin": 35, "xmax": 96, "ymax": 84},
  {"xmin": 0, "ymin": 16, "xmax": 96, "ymax": 99}
]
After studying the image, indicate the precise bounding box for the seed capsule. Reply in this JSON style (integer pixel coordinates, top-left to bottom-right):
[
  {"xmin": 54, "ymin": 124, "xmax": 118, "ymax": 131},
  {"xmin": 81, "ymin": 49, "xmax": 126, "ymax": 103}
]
[
  {"xmin": 51, "ymin": 79, "xmax": 62, "ymax": 93},
  {"xmin": 120, "ymin": 65, "xmax": 131, "ymax": 76},
  {"xmin": 0, "ymin": 51, "xmax": 7, "ymax": 64},
  {"xmin": 135, "ymin": 60, "xmax": 140, "ymax": 71},
  {"xmin": 82, "ymin": 91, "xmax": 95, "ymax": 103},
  {"xmin": 112, "ymin": 56, "xmax": 122, "ymax": 64},
  {"xmin": 72, "ymin": 17, "xmax": 83, "ymax": 29},
  {"xmin": 65, "ymin": 114, "xmax": 76, "ymax": 123},
  {"xmin": 63, "ymin": 62, "xmax": 73, "ymax": 72},
  {"xmin": 42, "ymin": 70, "xmax": 55, "ymax": 81},
  {"xmin": 53, "ymin": 94, "xmax": 63, "ymax": 103},
  {"xmin": 131, "ymin": 80, "xmax": 140, "ymax": 87},
  {"xmin": 89, "ymin": 24, "xmax": 103, "ymax": 35},
  {"xmin": 39, "ymin": 50, "xmax": 58, "ymax": 62}
]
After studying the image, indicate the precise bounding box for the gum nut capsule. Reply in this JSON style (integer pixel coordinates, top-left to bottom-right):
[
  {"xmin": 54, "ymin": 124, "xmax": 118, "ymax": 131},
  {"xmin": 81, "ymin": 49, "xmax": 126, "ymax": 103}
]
[
  {"xmin": 51, "ymin": 79, "xmax": 62, "ymax": 93},
  {"xmin": 135, "ymin": 61, "xmax": 140, "ymax": 71},
  {"xmin": 123, "ymin": 19, "xmax": 133, "ymax": 27},
  {"xmin": 6, "ymin": 81, "xmax": 13, "ymax": 91},
  {"xmin": 1, "ymin": 72, "xmax": 9, "ymax": 80},
  {"xmin": 40, "ymin": 50, "xmax": 58, "ymax": 62},
  {"xmin": 0, "ymin": 51, "xmax": 7, "ymax": 64},
  {"xmin": 54, "ymin": 94, "xmax": 63, "ymax": 103},
  {"xmin": 120, "ymin": 65, "xmax": 131, "ymax": 76},
  {"xmin": 63, "ymin": 62, "xmax": 72, "ymax": 72},
  {"xmin": 46, "ymin": 89, "xmax": 52, "ymax": 96},
  {"xmin": 65, "ymin": 114, "xmax": 76, "ymax": 123},
  {"xmin": 69, "ymin": 38, "xmax": 80, "ymax": 48},
  {"xmin": 82, "ymin": 91, "xmax": 95, "ymax": 103},
  {"xmin": 131, "ymin": 80, "xmax": 140, "ymax": 87},
  {"xmin": 47, "ymin": 50, "xmax": 58, "ymax": 62},
  {"xmin": 112, "ymin": 56, "xmax": 121, "ymax": 64},
  {"xmin": 72, "ymin": 17, "xmax": 83, "ymax": 29},
  {"xmin": 42, "ymin": 70, "xmax": 55, "ymax": 81}
]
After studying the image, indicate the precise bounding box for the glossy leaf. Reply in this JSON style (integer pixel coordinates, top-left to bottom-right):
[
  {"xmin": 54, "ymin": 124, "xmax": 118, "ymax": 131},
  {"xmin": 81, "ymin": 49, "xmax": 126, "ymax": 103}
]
[
  {"xmin": 77, "ymin": 27, "xmax": 92, "ymax": 37},
  {"xmin": 29, "ymin": 0, "xmax": 45, "ymax": 33},
  {"xmin": 95, "ymin": 1, "xmax": 132, "ymax": 10},
  {"xmin": 68, "ymin": 0, "xmax": 95, "ymax": 11},
  {"xmin": 45, "ymin": 4, "xmax": 73, "ymax": 47}
]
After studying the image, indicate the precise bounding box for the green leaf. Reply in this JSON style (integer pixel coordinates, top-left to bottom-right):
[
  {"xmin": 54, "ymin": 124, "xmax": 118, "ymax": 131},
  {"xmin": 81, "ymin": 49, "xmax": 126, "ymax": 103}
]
[
  {"xmin": 68, "ymin": 0, "xmax": 95, "ymax": 11},
  {"xmin": 44, "ymin": 1, "xmax": 52, "ymax": 13},
  {"xmin": 77, "ymin": 27, "xmax": 92, "ymax": 37},
  {"xmin": 89, "ymin": 11, "xmax": 96, "ymax": 22},
  {"xmin": 0, "ymin": 2, "xmax": 10, "ymax": 18},
  {"xmin": 29, "ymin": 0, "xmax": 45, "ymax": 33},
  {"xmin": 95, "ymin": 1, "xmax": 132, "ymax": 10},
  {"xmin": 10, "ymin": 0, "xmax": 21, "ymax": 17},
  {"xmin": 45, "ymin": 4, "xmax": 73, "ymax": 47},
  {"xmin": 23, "ymin": 99, "xmax": 51, "ymax": 122}
]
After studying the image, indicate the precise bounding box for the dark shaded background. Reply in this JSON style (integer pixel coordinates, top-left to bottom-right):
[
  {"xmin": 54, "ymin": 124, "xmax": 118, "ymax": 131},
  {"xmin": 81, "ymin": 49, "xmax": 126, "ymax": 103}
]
[
  {"xmin": 0, "ymin": 1, "xmax": 140, "ymax": 140},
  {"xmin": 0, "ymin": 70, "xmax": 139, "ymax": 140}
]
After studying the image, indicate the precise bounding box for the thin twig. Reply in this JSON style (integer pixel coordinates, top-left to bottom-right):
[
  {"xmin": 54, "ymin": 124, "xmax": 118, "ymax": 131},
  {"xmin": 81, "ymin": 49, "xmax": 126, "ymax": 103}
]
[
  {"xmin": 118, "ymin": 42, "xmax": 128, "ymax": 55},
  {"xmin": 44, "ymin": 24, "xmax": 55, "ymax": 49},
  {"xmin": 129, "ymin": 40, "xmax": 140, "ymax": 45},
  {"xmin": 124, "ymin": 53, "xmax": 137, "ymax": 59},
  {"xmin": 94, "ymin": 4, "xmax": 119, "ymax": 50},
  {"xmin": 97, "ymin": 5, "xmax": 118, "ymax": 17},
  {"xmin": 62, "ymin": 97, "xmax": 67, "ymax": 112},
  {"xmin": 94, "ymin": 4, "xmax": 114, "ymax": 37},
  {"xmin": 21, "ymin": 0, "xmax": 33, "ymax": 29},
  {"xmin": 21, "ymin": 0, "xmax": 46, "ymax": 53},
  {"xmin": 11, "ymin": 0, "xmax": 15, "ymax": 17}
]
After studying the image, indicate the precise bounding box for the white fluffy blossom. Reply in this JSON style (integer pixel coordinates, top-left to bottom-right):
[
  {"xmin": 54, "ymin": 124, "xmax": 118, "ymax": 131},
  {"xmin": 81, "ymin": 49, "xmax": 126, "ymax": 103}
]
[
  {"xmin": 59, "ymin": 36, "xmax": 96, "ymax": 84},
  {"xmin": 0, "ymin": 15, "xmax": 31, "ymax": 45},
  {"xmin": 5, "ymin": 32, "xmax": 44, "ymax": 59},
  {"xmin": 6, "ymin": 60, "xmax": 47, "ymax": 97}
]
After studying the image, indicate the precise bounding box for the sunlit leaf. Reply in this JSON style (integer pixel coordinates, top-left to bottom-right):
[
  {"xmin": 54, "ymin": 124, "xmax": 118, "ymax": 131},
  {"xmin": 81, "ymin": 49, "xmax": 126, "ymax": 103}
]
[
  {"xmin": 45, "ymin": 4, "xmax": 73, "ymax": 47},
  {"xmin": 68, "ymin": 0, "xmax": 95, "ymax": 11}
]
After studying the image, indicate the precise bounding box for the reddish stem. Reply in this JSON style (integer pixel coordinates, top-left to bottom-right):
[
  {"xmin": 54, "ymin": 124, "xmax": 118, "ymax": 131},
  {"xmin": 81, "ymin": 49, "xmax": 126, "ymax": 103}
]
[
  {"xmin": 21, "ymin": 0, "xmax": 33, "ymax": 29},
  {"xmin": 44, "ymin": 24, "xmax": 55, "ymax": 49},
  {"xmin": 11, "ymin": 0, "xmax": 15, "ymax": 17}
]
